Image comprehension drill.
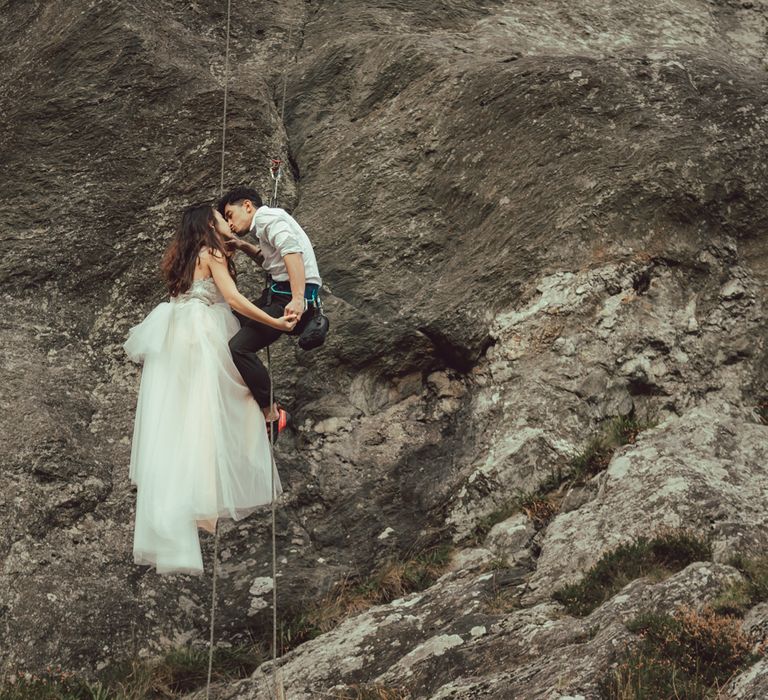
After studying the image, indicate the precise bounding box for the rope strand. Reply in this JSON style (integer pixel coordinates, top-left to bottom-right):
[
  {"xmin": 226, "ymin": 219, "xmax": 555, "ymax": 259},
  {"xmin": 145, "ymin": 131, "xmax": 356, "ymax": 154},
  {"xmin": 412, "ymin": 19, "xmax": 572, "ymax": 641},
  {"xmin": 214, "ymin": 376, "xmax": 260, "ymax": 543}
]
[
  {"xmin": 218, "ymin": 0, "xmax": 232, "ymax": 198},
  {"xmin": 207, "ymin": 1, "xmax": 291, "ymax": 696},
  {"xmin": 206, "ymin": 1, "xmax": 231, "ymax": 698},
  {"xmin": 264, "ymin": 23, "xmax": 300, "ymax": 695},
  {"xmin": 205, "ymin": 522, "xmax": 220, "ymax": 699},
  {"xmin": 279, "ymin": 26, "xmax": 293, "ymax": 125},
  {"xmin": 267, "ymin": 346, "xmax": 283, "ymax": 699}
]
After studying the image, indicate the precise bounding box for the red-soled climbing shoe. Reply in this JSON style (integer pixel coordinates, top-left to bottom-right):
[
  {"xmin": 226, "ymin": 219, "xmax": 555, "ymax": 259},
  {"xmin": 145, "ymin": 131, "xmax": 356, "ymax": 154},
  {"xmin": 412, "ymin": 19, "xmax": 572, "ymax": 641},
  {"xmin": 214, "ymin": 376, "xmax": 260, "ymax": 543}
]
[{"xmin": 267, "ymin": 407, "xmax": 291, "ymax": 444}]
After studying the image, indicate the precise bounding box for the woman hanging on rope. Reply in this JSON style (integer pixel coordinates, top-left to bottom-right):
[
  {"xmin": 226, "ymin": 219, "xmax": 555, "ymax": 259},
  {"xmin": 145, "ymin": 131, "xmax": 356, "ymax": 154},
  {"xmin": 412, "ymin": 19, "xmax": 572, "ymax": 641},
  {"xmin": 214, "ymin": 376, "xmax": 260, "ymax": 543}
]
[{"xmin": 124, "ymin": 203, "xmax": 298, "ymax": 575}]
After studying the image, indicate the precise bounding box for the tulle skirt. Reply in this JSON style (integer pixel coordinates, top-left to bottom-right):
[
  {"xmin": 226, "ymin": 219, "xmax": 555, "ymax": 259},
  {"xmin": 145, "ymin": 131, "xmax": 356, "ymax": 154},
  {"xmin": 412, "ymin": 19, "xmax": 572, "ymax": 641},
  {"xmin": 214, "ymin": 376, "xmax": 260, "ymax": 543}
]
[{"xmin": 124, "ymin": 296, "xmax": 279, "ymax": 575}]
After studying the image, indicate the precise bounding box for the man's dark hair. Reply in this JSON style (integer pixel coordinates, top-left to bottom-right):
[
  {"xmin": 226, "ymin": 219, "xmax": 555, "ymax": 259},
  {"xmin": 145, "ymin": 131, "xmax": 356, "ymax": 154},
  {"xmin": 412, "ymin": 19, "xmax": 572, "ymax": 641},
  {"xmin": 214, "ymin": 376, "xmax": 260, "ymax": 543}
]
[{"xmin": 217, "ymin": 186, "xmax": 263, "ymax": 215}]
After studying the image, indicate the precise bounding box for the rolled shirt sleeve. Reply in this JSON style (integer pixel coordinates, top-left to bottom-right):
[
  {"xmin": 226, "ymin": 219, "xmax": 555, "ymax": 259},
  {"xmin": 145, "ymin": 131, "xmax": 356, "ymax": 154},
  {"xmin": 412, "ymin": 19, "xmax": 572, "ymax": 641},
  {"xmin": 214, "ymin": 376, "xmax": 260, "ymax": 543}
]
[
  {"xmin": 265, "ymin": 218, "xmax": 303, "ymax": 257},
  {"xmin": 252, "ymin": 206, "xmax": 322, "ymax": 285}
]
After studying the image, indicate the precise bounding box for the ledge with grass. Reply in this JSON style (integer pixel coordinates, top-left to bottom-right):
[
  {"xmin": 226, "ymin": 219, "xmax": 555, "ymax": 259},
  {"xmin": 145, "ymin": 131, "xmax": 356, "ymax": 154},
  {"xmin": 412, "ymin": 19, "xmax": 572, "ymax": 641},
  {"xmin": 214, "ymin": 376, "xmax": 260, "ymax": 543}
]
[
  {"xmin": 553, "ymin": 529, "xmax": 712, "ymax": 617},
  {"xmin": 600, "ymin": 605, "xmax": 761, "ymax": 699}
]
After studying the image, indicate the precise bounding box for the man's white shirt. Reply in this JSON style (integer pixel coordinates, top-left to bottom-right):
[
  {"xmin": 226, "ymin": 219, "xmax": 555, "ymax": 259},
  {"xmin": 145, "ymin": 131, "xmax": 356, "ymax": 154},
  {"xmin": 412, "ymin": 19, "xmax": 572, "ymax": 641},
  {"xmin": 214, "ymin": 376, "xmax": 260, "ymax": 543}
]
[{"xmin": 249, "ymin": 206, "xmax": 322, "ymax": 286}]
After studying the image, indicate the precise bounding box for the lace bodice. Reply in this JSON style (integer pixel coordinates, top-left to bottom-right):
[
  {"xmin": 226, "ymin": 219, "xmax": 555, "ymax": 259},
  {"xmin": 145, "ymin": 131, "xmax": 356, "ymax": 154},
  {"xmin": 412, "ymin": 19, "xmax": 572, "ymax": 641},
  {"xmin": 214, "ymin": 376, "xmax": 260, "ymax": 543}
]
[{"xmin": 173, "ymin": 277, "xmax": 225, "ymax": 306}]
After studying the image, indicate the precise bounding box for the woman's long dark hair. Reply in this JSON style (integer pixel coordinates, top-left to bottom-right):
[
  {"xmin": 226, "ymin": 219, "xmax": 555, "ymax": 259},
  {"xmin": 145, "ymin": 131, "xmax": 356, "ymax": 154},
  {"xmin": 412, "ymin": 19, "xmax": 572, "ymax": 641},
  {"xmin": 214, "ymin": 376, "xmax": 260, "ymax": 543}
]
[{"xmin": 161, "ymin": 204, "xmax": 236, "ymax": 296}]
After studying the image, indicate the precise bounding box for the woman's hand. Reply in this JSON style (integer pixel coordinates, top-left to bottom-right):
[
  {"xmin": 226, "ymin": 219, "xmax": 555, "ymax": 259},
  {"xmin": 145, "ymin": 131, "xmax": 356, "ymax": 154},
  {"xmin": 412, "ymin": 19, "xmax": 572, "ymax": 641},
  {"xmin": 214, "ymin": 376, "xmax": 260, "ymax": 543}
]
[{"xmin": 273, "ymin": 312, "xmax": 299, "ymax": 332}]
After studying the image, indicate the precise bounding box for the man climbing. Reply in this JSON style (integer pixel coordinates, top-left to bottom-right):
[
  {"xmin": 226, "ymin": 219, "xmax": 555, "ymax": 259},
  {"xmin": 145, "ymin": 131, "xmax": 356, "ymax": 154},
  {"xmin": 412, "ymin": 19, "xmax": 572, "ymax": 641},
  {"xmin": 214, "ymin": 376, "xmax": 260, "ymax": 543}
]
[{"xmin": 217, "ymin": 186, "xmax": 322, "ymax": 439}]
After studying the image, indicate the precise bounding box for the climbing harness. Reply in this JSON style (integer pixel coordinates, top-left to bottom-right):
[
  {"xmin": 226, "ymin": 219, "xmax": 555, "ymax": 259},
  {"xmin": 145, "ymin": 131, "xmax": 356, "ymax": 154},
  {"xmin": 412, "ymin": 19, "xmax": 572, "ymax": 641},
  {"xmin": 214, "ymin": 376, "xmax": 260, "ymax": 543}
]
[
  {"xmin": 270, "ymin": 279, "xmax": 320, "ymax": 302},
  {"xmin": 266, "ymin": 150, "xmax": 330, "ymax": 354}
]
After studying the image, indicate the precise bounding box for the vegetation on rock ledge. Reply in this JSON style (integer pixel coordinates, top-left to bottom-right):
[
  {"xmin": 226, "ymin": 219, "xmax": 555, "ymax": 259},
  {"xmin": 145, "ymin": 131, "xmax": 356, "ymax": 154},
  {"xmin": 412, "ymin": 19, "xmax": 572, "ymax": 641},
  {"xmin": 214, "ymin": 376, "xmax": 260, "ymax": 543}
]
[
  {"xmin": 599, "ymin": 605, "xmax": 763, "ymax": 699},
  {"xmin": 0, "ymin": 643, "xmax": 265, "ymax": 699},
  {"xmin": 712, "ymin": 554, "xmax": 768, "ymax": 618},
  {"xmin": 553, "ymin": 529, "xmax": 712, "ymax": 617},
  {"xmin": 279, "ymin": 542, "xmax": 454, "ymax": 654}
]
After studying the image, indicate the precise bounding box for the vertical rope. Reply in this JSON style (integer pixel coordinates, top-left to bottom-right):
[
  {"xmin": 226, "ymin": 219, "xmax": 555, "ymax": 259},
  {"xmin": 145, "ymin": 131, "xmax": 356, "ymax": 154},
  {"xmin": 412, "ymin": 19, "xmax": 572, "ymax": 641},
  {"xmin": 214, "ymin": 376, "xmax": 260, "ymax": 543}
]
[
  {"xmin": 266, "ymin": 24, "xmax": 297, "ymax": 691},
  {"xmin": 270, "ymin": 23, "xmax": 292, "ymax": 194},
  {"xmin": 207, "ymin": 1, "xmax": 292, "ymax": 696},
  {"xmin": 271, "ymin": 166, "xmax": 282, "ymax": 208},
  {"xmin": 206, "ymin": 1, "xmax": 232, "ymax": 698},
  {"xmin": 219, "ymin": 0, "xmax": 233, "ymax": 198},
  {"xmin": 267, "ymin": 345, "xmax": 283, "ymax": 699},
  {"xmin": 205, "ymin": 523, "xmax": 220, "ymax": 700}
]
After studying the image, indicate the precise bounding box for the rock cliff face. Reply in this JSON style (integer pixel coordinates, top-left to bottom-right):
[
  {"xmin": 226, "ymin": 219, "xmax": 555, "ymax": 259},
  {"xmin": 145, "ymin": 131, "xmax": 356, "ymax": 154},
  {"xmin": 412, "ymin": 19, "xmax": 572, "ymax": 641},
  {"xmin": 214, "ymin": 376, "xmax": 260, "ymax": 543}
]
[{"xmin": 1, "ymin": 0, "xmax": 767, "ymax": 697}]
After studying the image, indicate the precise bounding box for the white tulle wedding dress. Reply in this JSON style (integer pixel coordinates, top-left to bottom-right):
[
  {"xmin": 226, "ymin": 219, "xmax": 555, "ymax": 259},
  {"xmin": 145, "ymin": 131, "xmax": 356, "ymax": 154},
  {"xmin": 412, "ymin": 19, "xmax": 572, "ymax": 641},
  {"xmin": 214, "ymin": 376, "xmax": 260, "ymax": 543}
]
[{"xmin": 124, "ymin": 276, "xmax": 280, "ymax": 575}]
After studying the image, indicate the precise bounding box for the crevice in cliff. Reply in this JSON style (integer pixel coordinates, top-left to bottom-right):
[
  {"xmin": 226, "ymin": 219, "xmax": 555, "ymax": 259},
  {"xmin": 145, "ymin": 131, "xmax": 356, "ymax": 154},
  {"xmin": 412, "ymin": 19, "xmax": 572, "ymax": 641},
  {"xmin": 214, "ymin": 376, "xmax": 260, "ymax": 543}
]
[
  {"xmin": 266, "ymin": 1, "xmax": 322, "ymax": 209},
  {"xmin": 417, "ymin": 327, "xmax": 493, "ymax": 375},
  {"xmin": 295, "ymin": 0, "xmax": 323, "ymax": 57}
]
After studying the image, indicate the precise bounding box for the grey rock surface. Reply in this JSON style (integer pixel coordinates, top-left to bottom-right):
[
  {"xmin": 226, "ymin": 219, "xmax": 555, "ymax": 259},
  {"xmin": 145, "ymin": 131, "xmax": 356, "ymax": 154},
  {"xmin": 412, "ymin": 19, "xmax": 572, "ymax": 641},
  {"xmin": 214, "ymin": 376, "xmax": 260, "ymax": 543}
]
[
  {"xmin": 730, "ymin": 657, "xmax": 768, "ymax": 700},
  {"xmin": 485, "ymin": 513, "xmax": 536, "ymax": 566},
  {"xmin": 524, "ymin": 401, "xmax": 768, "ymax": 603},
  {"xmin": 208, "ymin": 562, "xmax": 741, "ymax": 699},
  {"xmin": 1, "ymin": 0, "xmax": 767, "ymax": 695}
]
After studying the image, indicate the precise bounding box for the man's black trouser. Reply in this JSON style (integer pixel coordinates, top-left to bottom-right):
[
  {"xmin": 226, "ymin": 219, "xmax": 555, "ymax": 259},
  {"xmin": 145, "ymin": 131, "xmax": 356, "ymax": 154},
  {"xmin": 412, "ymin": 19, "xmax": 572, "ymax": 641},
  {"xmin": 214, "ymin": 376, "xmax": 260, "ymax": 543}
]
[{"xmin": 229, "ymin": 282, "xmax": 319, "ymax": 409}]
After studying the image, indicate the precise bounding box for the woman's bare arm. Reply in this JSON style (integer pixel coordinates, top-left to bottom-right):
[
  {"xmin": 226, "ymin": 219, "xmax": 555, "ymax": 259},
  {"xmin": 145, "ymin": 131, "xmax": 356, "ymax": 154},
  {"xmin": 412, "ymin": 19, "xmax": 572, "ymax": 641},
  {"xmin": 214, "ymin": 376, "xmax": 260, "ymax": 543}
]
[{"xmin": 202, "ymin": 250, "xmax": 297, "ymax": 331}]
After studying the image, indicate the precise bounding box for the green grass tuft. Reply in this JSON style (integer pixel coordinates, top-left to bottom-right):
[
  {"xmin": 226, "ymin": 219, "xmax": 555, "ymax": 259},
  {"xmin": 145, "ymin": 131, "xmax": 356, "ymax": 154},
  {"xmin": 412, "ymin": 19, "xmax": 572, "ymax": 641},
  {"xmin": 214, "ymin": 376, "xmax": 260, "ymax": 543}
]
[
  {"xmin": 570, "ymin": 414, "xmax": 650, "ymax": 484},
  {"xmin": 712, "ymin": 555, "xmax": 768, "ymax": 617},
  {"xmin": 756, "ymin": 399, "xmax": 768, "ymax": 425},
  {"xmin": 467, "ymin": 414, "xmax": 655, "ymax": 545},
  {"xmin": 0, "ymin": 670, "xmax": 103, "ymax": 700},
  {"xmin": 553, "ymin": 529, "xmax": 712, "ymax": 617},
  {"xmin": 468, "ymin": 502, "xmax": 523, "ymax": 545}
]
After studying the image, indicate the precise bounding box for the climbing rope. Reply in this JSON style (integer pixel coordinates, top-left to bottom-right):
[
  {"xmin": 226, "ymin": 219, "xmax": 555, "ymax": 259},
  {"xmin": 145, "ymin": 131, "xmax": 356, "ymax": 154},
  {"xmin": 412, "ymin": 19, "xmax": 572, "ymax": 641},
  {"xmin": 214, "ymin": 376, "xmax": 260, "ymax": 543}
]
[
  {"xmin": 265, "ymin": 13, "xmax": 294, "ymax": 700},
  {"xmin": 266, "ymin": 346, "xmax": 284, "ymax": 700},
  {"xmin": 204, "ymin": 520, "xmax": 220, "ymax": 700},
  {"xmin": 265, "ymin": 59, "xmax": 291, "ymax": 697},
  {"xmin": 217, "ymin": 0, "xmax": 232, "ymax": 198},
  {"xmin": 263, "ymin": 35, "xmax": 304, "ymax": 698},
  {"xmin": 269, "ymin": 158, "xmax": 284, "ymax": 208},
  {"xmin": 205, "ymin": 0, "xmax": 232, "ymax": 695},
  {"xmin": 205, "ymin": 1, "xmax": 293, "ymax": 698}
]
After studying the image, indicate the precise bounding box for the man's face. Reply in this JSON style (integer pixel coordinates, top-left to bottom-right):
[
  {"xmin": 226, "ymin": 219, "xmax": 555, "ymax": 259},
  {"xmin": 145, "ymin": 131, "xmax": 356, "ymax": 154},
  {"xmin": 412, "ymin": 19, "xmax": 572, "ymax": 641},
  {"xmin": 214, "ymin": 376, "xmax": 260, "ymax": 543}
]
[{"xmin": 223, "ymin": 200, "xmax": 254, "ymax": 235}]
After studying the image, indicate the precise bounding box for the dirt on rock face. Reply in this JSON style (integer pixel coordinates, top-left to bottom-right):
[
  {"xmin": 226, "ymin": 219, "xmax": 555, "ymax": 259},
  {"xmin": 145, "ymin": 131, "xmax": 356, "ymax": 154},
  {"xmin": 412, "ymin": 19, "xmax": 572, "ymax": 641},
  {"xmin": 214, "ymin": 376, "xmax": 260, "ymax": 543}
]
[{"xmin": 1, "ymin": 0, "xmax": 767, "ymax": 694}]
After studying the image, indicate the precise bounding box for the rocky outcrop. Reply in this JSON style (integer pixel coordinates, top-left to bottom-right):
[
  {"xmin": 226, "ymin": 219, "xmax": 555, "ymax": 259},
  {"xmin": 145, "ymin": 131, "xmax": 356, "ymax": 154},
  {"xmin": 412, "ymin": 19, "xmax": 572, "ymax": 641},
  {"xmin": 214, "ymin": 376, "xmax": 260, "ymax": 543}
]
[
  {"xmin": 209, "ymin": 562, "xmax": 743, "ymax": 699},
  {"xmin": 1, "ymin": 0, "xmax": 767, "ymax": 695},
  {"xmin": 524, "ymin": 402, "xmax": 768, "ymax": 603}
]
